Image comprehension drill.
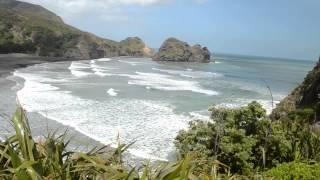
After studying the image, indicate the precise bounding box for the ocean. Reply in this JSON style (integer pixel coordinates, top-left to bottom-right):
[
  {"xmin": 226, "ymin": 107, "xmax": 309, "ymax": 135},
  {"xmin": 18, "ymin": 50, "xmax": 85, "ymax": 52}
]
[{"xmin": 11, "ymin": 54, "xmax": 315, "ymax": 160}]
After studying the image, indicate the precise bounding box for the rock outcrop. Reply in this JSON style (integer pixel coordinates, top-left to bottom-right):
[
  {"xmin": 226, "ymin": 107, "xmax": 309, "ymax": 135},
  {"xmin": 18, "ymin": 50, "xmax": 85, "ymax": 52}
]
[
  {"xmin": 0, "ymin": 0, "xmax": 149, "ymax": 59},
  {"xmin": 119, "ymin": 37, "xmax": 154, "ymax": 57},
  {"xmin": 271, "ymin": 57, "xmax": 320, "ymax": 120},
  {"xmin": 152, "ymin": 38, "xmax": 211, "ymax": 63}
]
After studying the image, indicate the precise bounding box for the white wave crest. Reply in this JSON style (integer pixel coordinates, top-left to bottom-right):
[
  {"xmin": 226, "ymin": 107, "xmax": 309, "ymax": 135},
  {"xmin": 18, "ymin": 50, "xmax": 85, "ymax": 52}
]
[
  {"xmin": 118, "ymin": 59, "xmax": 146, "ymax": 66},
  {"xmin": 68, "ymin": 61, "xmax": 92, "ymax": 77},
  {"xmin": 68, "ymin": 61, "xmax": 90, "ymax": 70},
  {"xmin": 91, "ymin": 66, "xmax": 113, "ymax": 77},
  {"xmin": 15, "ymin": 70, "xmax": 191, "ymax": 160},
  {"xmin": 127, "ymin": 72, "xmax": 218, "ymax": 96},
  {"xmin": 97, "ymin": 58, "xmax": 112, "ymax": 62},
  {"xmin": 71, "ymin": 70, "xmax": 91, "ymax": 77},
  {"xmin": 189, "ymin": 111, "xmax": 210, "ymax": 121},
  {"xmin": 215, "ymin": 99, "xmax": 280, "ymax": 115},
  {"xmin": 152, "ymin": 68, "xmax": 223, "ymax": 79},
  {"xmin": 107, "ymin": 88, "xmax": 118, "ymax": 96}
]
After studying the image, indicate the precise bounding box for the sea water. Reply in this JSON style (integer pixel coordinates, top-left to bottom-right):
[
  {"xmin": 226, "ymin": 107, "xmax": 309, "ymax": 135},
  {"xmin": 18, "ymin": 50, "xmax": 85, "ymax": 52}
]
[{"xmin": 13, "ymin": 54, "xmax": 315, "ymax": 160}]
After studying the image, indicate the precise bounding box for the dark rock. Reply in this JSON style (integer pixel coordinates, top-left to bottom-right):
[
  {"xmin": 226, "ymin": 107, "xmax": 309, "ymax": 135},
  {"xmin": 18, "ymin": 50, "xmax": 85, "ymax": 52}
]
[
  {"xmin": 153, "ymin": 38, "xmax": 211, "ymax": 63},
  {"xmin": 119, "ymin": 37, "xmax": 144, "ymax": 56},
  {"xmin": 189, "ymin": 44, "xmax": 210, "ymax": 63},
  {"xmin": 271, "ymin": 56, "xmax": 320, "ymax": 120}
]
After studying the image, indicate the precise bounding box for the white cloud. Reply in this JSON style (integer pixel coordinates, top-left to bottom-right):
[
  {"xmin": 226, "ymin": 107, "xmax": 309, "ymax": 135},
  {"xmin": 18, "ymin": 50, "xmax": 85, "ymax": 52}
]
[
  {"xmin": 20, "ymin": 0, "xmax": 169, "ymax": 22},
  {"xmin": 20, "ymin": 0, "xmax": 207, "ymax": 22},
  {"xmin": 21, "ymin": 0, "xmax": 167, "ymax": 13}
]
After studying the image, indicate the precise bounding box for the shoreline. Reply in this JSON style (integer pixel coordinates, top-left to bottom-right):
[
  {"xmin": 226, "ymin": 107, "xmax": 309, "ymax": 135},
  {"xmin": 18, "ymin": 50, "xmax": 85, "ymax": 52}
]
[
  {"xmin": 0, "ymin": 53, "xmax": 76, "ymax": 77},
  {"xmin": 0, "ymin": 53, "xmax": 104, "ymax": 150},
  {"xmin": 0, "ymin": 53, "xmax": 160, "ymax": 165}
]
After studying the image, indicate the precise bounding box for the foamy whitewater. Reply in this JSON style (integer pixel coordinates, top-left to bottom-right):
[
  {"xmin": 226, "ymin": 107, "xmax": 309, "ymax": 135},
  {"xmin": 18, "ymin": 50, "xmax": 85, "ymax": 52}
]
[{"xmin": 13, "ymin": 55, "xmax": 314, "ymax": 160}]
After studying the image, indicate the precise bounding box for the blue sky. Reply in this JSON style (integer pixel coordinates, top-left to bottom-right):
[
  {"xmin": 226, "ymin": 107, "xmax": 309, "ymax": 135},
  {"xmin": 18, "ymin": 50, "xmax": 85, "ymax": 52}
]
[{"xmin": 23, "ymin": 0, "xmax": 320, "ymax": 60}]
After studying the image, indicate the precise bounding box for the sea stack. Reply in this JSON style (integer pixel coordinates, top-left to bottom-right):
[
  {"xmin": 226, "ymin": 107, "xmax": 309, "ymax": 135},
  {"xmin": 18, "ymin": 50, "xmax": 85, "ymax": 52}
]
[
  {"xmin": 152, "ymin": 38, "xmax": 211, "ymax": 63},
  {"xmin": 119, "ymin": 37, "xmax": 154, "ymax": 57}
]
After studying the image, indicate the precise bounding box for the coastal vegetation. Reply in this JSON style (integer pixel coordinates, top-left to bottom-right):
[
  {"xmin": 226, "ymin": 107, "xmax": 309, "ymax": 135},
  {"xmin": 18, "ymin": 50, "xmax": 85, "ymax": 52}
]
[
  {"xmin": 2, "ymin": 101, "xmax": 320, "ymax": 179},
  {"xmin": 0, "ymin": 105, "xmax": 245, "ymax": 179},
  {"xmin": 1, "ymin": 0, "xmax": 320, "ymax": 179},
  {"xmin": 174, "ymin": 60, "xmax": 320, "ymax": 178},
  {"xmin": 175, "ymin": 102, "xmax": 320, "ymax": 176},
  {"xmin": 1, "ymin": 60, "xmax": 320, "ymax": 179},
  {"xmin": 2, "ymin": 104, "xmax": 319, "ymax": 180}
]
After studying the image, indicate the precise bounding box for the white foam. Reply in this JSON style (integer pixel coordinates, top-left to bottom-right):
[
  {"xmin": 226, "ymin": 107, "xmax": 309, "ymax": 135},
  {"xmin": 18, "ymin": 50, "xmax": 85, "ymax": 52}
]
[
  {"xmin": 118, "ymin": 59, "xmax": 146, "ymax": 66},
  {"xmin": 14, "ymin": 71, "xmax": 69, "ymax": 83},
  {"xmin": 91, "ymin": 66, "xmax": 113, "ymax": 77},
  {"xmin": 68, "ymin": 61, "xmax": 90, "ymax": 70},
  {"xmin": 189, "ymin": 111, "xmax": 210, "ymax": 121},
  {"xmin": 107, "ymin": 88, "xmax": 118, "ymax": 96},
  {"xmin": 152, "ymin": 68, "xmax": 223, "ymax": 79},
  {"xmin": 127, "ymin": 71, "xmax": 218, "ymax": 96},
  {"xmin": 74, "ymin": 66, "xmax": 218, "ymax": 96},
  {"xmin": 97, "ymin": 58, "xmax": 112, "ymax": 62},
  {"xmin": 118, "ymin": 60, "xmax": 137, "ymax": 66},
  {"xmin": 216, "ymin": 98, "xmax": 279, "ymax": 115},
  {"xmin": 14, "ymin": 57, "xmax": 289, "ymax": 162},
  {"xmin": 71, "ymin": 70, "xmax": 91, "ymax": 77},
  {"xmin": 68, "ymin": 61, "xmax": 93, "ymax": 77},
  {"xmin": 90, "ymin": 63, "xmax": 117, "ymax": 72},
  {"xmin": 16, "ymin": 70, "xmax": 191, "ymax": 160},
  {"xmin": 94, "ymin": 72, "xmax": 107, "ymax": 77}
]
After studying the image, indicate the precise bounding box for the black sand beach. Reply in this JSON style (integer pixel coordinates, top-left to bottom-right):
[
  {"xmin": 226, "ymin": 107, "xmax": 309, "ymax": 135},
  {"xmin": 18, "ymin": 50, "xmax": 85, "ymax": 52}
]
[{"xmin": 0, "ymin": 53, "xmax": 71, "ymax": 77}]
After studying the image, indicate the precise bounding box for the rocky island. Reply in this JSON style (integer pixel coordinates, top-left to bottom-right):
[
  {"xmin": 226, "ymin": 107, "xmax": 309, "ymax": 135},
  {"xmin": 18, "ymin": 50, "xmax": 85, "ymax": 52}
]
[
  {"xmin": 152, "ymin": 38, "xmax": 211, "ymax": 63},
  {"xmin": 119, "ymin": 37, "xmax": 154, "ymax": 57}
]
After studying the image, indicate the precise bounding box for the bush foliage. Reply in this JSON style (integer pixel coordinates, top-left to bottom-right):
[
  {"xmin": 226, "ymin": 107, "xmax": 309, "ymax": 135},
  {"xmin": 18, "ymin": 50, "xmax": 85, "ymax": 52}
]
[
  {"xmin": 1, "ymin": 102, "xmax": 320, "ymax": 179},
  {"xmin": 265, "ymin": 162, "xmax": 320, "ymax": 180},
  {"xmin": 175, "ymin": 101, "xmax": 320, "ymax": 175},
  {"xmin": 0, "ymin": 106, "xmax": 239, "ymax": 179}
]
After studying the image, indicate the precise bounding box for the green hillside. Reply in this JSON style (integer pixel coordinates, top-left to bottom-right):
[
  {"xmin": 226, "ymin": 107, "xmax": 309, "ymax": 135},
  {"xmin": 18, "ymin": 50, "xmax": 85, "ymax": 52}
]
[{"xmin": 0, "ymin": 0, "xmax": 151, "ymax": 59}]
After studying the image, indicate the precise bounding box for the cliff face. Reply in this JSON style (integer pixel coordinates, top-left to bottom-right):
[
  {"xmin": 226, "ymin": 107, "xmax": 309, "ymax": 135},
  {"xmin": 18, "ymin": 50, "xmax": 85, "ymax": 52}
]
[
  {"xmin": 0, "ymin": 0, "xmax": 149, "ymax": 59},
  {"xmin": 271, "ymin": 58, "xmax": 320, "ymax": 120},
  {"xmin": 152, "ymin": 38, "xmax": 211, "ymax": 63}
]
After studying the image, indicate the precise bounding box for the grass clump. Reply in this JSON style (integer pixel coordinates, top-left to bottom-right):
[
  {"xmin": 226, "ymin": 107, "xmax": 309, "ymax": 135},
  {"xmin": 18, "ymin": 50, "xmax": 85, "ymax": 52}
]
[
  {"xmin": 2, "ymin": 103, "xmax": 320, "ymax": 179},
  {"xmin": 0, "ymin": 105, "xmax": 239, "ymax": 180},
  {"xmin": 0, "ymin": 106, "xmax": 137, "ymax": 179}
]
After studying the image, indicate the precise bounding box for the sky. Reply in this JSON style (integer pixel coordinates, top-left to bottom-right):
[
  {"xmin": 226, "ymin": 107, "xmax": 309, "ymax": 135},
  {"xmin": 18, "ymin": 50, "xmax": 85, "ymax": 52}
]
[{"xmin": 21, "ymin": 0, "xmax": 320, "ymax": 60}]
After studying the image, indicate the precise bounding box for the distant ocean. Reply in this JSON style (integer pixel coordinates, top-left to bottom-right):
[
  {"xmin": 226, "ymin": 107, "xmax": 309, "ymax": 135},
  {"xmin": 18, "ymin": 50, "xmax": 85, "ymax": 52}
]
[{"xmin": 12, "ymin": 54, "xmax": 315, "ymax": 160}]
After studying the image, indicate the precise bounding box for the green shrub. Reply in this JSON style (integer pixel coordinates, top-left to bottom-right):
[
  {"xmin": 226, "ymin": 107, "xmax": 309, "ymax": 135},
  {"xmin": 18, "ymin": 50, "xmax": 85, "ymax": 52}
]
[
  {"xmin": 2, "ymin": 103, "xmax": 320, "ymax": 179},
  {"xmin": 265, "ymin": 162, "xmax": 320, "ymax": 180},
  {"xmin": 175, "ymin": 101, "xmax": 320, "ymax": 175},
  {"xmin": 0, "ymin": 105, "xmax": 237, "ymax": 179}
]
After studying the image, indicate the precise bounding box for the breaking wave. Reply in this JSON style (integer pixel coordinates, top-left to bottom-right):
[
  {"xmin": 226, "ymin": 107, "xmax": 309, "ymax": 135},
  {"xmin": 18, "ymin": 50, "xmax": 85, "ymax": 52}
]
[
  {"xmin": 127, "ymin": 72, "xmax": 219, "ymax": 96},
  {"xmin": 152, "ymin": 68, "xmax": 223, "ymax": 79}
]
